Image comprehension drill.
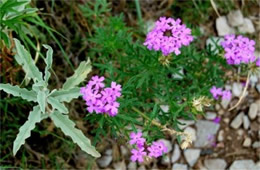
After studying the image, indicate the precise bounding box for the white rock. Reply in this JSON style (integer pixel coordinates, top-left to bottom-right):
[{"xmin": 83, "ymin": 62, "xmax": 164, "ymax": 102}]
[
  {"xmin": 252, "ymin": 141, "xmax": 260, "ymax": 148},
  {"xmin": 120, "ymin": 145, "xmax": 128, "ymax": 157},
  {"xmin": 97, "ymin": 155, "xmax": 113, "ymax": 168},
  {"xmin": 205, "ymin": 112, "xmax": 217, "ymax": 120},
  {"xmin": 250, "ymin": 75, "xmax": 258, "ymax": 88},
  {"xmin": 184, "ymin": 149, "xmax": 201, "ymax": 167},
  {"xmin": 172, "ymin": 68, "xmax": 184, "ymax": 80},
  {"xmin": 221, "ymin": 98, "xmax": 232, "ymax": 109},
  {"xmin": 256, "ymin": 84, "xmax": 260, "ymax": 94},
  {"xmin": 195, "ymin": 120, "xmax": 220, "ymax": 147},
  {"xmin": 105, "ymin": 149, "xmax": 113, "ymax": 155},
  {"xmin": 248, "ymin": 103, "xmax": 258, "ymax": 120},
  {"xmin": 227, "ymin": 10, "xmax": 244, "ymax": 27},
  {"xmin": 243, "ymin": 137, "xmax": 252, "ymax": 147},
  {"xmin": 184, "ymin": 127, "xmax": 196, "ymax": 142},
  {"xmin": 204, "ymin": 159, "xmax": 227, "ymax": 170},
  {"xmin": 243, "ymin": 115, "xmax": 250, "ymax": 130},
  {"xmin": 238, "ymin": 18, "xmax": 255, "ymax": 34},
  {"xmin": 216, "ymin": 16, "xmax": 235, "ymax": 36},
  {"xmin": 160, "ymin": 105, "xmax": 169, "ymax": 113},
  {"xmin": 113, "ymin": 161, "xmax": 126, "ymax": 170},
  {"xmin": 172, "ymin": 163, "xmax": 188, "ymax": 170},
  {"xmin": 230, "ymin": 112, "xmax": 244, "ymax": 129},
  {"xmin": 161, "ymin": 154, "xmax": 171, "ymax": 165},
  {"xmin": 218, "ymin": 130, "xmax": 224, "ymax": 142},
  {"xmin": 137, "ymin": 165, "xmax": 146, "ymax": 170},
  {"xmin": 206, "ymin": 37, "xmax": 224, "ymax": 54},
  {"xmin": 229, "ymin": 160, "xmax": 257, "ymax": 170},
  {"xmin": 178, "ymin": 119, "xmax": 195, "ymax": 130},
  {"xmin": 237, "ymin": 129, "xmax": 244, "ymax": 136},
  {"xmin": 159, "ymin": 139, "xmax": 172, "ymax": 153},
  {"xmin": 171, "ymin": 144, "xmax": 181, "ymax": 163},
  {"xmin": 232, "ymin": 82, "xmax": 243, "ymax": 97},
  {"xmin": 128, "ymin": 162, "xmax": 137, "ymax": 170}
]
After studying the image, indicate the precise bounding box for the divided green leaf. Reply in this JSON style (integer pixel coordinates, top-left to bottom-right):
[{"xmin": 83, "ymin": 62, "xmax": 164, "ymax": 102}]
[
  {"xmin": 47, "ymin": 97, "xmax": 68, "ymax": 114},
  {"xmin": 43, "ymin": 44, "xmax": 53, "ymax": 82}
]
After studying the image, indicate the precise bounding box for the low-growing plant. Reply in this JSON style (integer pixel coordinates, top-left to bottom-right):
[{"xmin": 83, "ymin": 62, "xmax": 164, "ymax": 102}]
[{"xmin": 0, "ymin": 39, "xmax": 100, "ymax": 158}]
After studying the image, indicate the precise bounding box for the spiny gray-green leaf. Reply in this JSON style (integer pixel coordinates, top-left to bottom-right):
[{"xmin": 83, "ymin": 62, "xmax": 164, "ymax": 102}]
[
  {"xmin": 0, "ymin": 83, "xmax": 37, "ymax": 102},
  {"xmin": 62, "ymin": 59, "xmax": 92, "ymax": 90},
  {"xmin": 43, "ymin": 44, "xmax": 53, "ymax": 82},
  {"xmin": 37, "ymin": 91, "xmax": 46, "ymax": 113},
  {"xmin": 50, "ymin": 87, "xmax": 80, "ymax": 103},
  {"xmin": 47, "ymin": 97, "xmax": 68, "ymax": 114},
  {"xmin": 14, "ymin": 38, "xmax": 42, "ymax": 82},
  {"xmin": 13, "ymin": 106, "xmax": 42, "ymax": 156},
  {"xmin": 50, "ymin": 111, "xmax": 100, "ymax": 158}
]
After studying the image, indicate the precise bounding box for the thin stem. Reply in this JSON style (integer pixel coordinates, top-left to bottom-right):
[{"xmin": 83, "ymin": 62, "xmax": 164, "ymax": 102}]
[
  {"xmin": 134, "ymin": 0, "xmax": 142, "ymax": 24},
  {"xmin": 229, "ymin": 71, "xmax": 251, "ymax": 111}
]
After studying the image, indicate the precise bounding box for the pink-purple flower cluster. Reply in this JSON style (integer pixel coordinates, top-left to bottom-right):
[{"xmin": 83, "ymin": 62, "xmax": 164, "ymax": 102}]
[
  {"xmin": 129, "ymin": 131, "xmax": 167, "ymax": 163},
  {"xmin": 210, "ymin": 86, "xmax": 232, "ymax": 100},
  {"xmin": 80, "ymin": 76, "xmax": 121, "ymax": 116},
  {"xmin": 221, "ymin": 35, "xmax": 256, "ymax": 65},
  {"xmin": 144, "ymin": 17, "xmax": 193, "ymax": 56}
]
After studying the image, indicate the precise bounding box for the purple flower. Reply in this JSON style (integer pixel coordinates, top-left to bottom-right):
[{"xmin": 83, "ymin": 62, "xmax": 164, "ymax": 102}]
[
  {"xmin": 130, "ymin": 147, "xmax": 147, "ymax": 163},
  {"xmin": 129, "ymin": 132, "xmax": 146, "ymax": 148},
  {"xmin": 213, "ymin": 117, "xmax": 221, "ymax": 124},
  {"xmin": 80, "ymin": 76, "xmax": 122, "ymax": 116},
  {"xmin": 210, "ymin": 86, "xmax": 222, "ymax": 99},
  {"xmin": 221, "ymin": 90, "xmax": 232, "ymax": 100},
  {"xmin": 256, "ymin": 58, "xmax": 260, "ymax": 67},
  {"xmin": 147, "ymin": 140, "xmax": 167, "ymax": 158},
  {"xmin": 144, "ymin": 17, "xmax": 193, "ymax": 56},
  {"xmin": 221, "ymin": 35, "xmax": 256, "ymax": 65}
]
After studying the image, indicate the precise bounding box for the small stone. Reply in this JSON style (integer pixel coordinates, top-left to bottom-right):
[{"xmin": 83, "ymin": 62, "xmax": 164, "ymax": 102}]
[
  {"xmin": 256, "ymin": 84, "xmax": 260, "ymax": 94},
  {"xmin": 97, "ymin": 155, "xmax": 113, "ymax": 168},
  {"xmin": 238, "ymin": 18, "xmax": 255, "ymax": 34},
  {"xmin": 237, "ymin": 129, "xmax": 244, "ymax": 136},
  {"xmin": 120, "ymin": 145, "xmax": 128, "ymax": 157},
  {"xmin": 218, "ymin": 130, "xmax": 224, "ymax": 142},
  {"xmin": 161, "ymin": 154, "xmax": 170, "ymax": 165},
  {"xmin": 204, "ymin": 159, "xmax": 227, "ymax": 170},
  {"xmin": 160, "ymin": 139, "xmax": 172, "ymax": 153},
  {"xmin": 252, "ymin": 141, "xmax": 260, "ymax": 148},
  {"xmin": 128, "ymin": 162, "xmax": 137, "ymax": 170},
  {"xmin": 172, "ymin": 163, "xmax": 188, "ymax": 170},
  {"xmin": 248, "ymin": 103, "xmax": 258, "ymax": 120},
  {"xmin": 230, "ymin": 112, "xmax": 244, "ymax": 129},
  {"xmin": 137, "ymin": 165, "xmax": 146, "ymax": 170},
  {"xmin": 178, "ymin": 119, "xmax": 195, "ymax": 130},
  {"xmin": 160, "ymin": 105, "xmax": 169, "ymax": 113},
  {"xmin": 229, "ymin": 160, "xmax": 257, "ymax": 170},
  {"xmin": 105, "ymin": 149, "xmax": 113, "ymax": 155},
  {"xmin": 195, "ymin": 120, "xmax": 220, "ymax": 147},
  {"xmin": 227, "ymin": 10, "xmax": 244, "ymax": 27},
  {"xmin": 171, "ymin": 144, "xmax": 181, "ymax": 163},
  {"xmin": 218, "ymin": 109, "xmax": 225, "ymax": 115},
  {"xmin": 215, "ymin": 104, "xmax": 221, "ymax": 111},
  {"xmin": 232, "ymin": 83, "xmax": 243, "ymax": 97},
  {"xmin": 205, "ymin": 112, "xmax": 217, "ymax": 120},
  {"xmin": 250, "ymin": 75, "xmax": 258, "ymax": 88},
  {"xmin": 224, "ymin": 118, "xmax": 230, "ymax": 124},
  {"xmin": 184, "ymin": 127, "xmax": 196, "ymax": 142},
  {"xmin": 243, "ymin": 115, "xmax": 250, "ymax": 130},
  {"xmin": 184, "ymin": 149, "xmax": 201, "ymax": 167},
  {"xmin": 243, "ymin": 137, "xmax": 252, "ymax": 147},
  {"xmin": 221, "ymin": 98, "xmax": 231, "ymax": 109},
  {"xmin": 216, "ymin": 16, "xmax": 235, "ymax": 36},
  {"xmin": 113, "ymin": 161, "xmax": 126, "ymax": 170},
  {"xmin": 206, "ymin": 37, "xmax": 224, "ymax": 54}
]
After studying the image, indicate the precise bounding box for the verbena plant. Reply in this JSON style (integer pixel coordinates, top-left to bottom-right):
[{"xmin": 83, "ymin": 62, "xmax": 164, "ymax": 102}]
[{"xmin": 0, "ymin": 39, "xmax": 100, "ymax": 158}]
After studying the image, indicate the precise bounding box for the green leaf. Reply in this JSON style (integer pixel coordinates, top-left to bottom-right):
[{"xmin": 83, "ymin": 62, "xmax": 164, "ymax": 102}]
[
  {"xmin": 50, "ymin": 87, "xmax": 80, "ymax": 103},
  {"xmin": 43, "ymin": 44, "xmax": 53, "ymax": 82},
  {"xmin": 0, "ymin": 83, "xmax": 37, "ymax": 102},
  {"xmin": 50, "ymin": 111, "xmax": 101, "ymax": 158},
  {"xmin": 13, "ymin": 106, "xmax": 43, "ymax": 156},
  {"xmin": 0, "ymin": 31, "xmax": 10, "ymax": 47},
  {"xmin": 37, "ymin": 91, "xmax": 46, "ymax": 113},
  {"xmin": 47, "ymin": 97, "xmax": 68, "ymax": 114},
  {"xmin": 14, "ymin": 38, "xmax": 42, "ymax": 82},
  {"xmin": 62, "ymin": 60, "xmax": 92, "ymax": 90}
]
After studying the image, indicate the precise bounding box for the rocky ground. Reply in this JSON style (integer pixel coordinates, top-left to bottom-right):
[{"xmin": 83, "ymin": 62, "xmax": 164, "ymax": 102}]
[{"xmin": 94, "ymin": 10, "xmax": 260, "ymax": 170}]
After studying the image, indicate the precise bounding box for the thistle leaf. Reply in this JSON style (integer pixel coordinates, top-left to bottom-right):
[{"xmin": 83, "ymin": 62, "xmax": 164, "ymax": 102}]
[
  {"xmin": 50, "ymin": 111, "xmax": 101, "ymax": 158},
  {"xmin": 62, "ymin": 59, "xmax": 92, "ymax": 90},
  {"xmin": 13, "ymin": 106, "xmax": 43, "ymax": 156},
  {"xmin": 37, "ymin": 91, "xmax": 46, "ymax": 113},
  {"xmin": 14, "ymin": 38, "xmax": 42, "ymax": 82},
  {"xmin": 0, "ymin": 83, "xmax": 37, "ymax": 102},
  {"xmin": 43, "ymin": 44, "xmax": 53, "ymax": 82},
  {"xmin": 50, "ymin": 87, "xmax": 80, "ymax": 103},
  {"xmin": 47, "ymin": 96, "xmax": 68, "ymax": 114}
]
